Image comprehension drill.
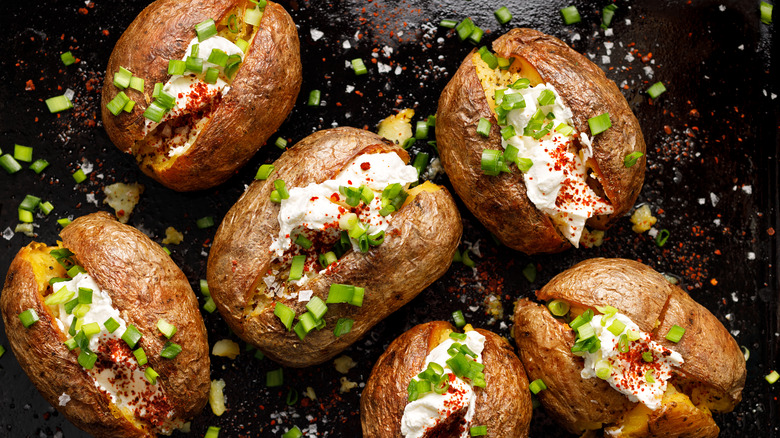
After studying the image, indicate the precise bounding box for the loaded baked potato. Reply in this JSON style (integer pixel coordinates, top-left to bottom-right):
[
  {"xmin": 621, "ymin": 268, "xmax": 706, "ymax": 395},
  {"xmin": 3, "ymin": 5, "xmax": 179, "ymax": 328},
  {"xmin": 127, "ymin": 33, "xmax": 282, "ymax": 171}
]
[
  {"xmin": 437, "ymin": 28, "xmax": 646, "ymax": 254},
  {"xmin": 361, "ymin": 321, "xmax": 532, "ymax": 437},
  {"xmin": 1, "ymin": 212, "xmax": 210, "ymax": 437},
  {"xmin": 513, "ymin": 258, "xmax": 745, "ymax": 437},
  {"xmin": 207, "ymin": 127, "xmax": 462, "ymax": 367},
  {"xmin": 101, "ymin": 0, "xmax": 301, "ymax": 191}
]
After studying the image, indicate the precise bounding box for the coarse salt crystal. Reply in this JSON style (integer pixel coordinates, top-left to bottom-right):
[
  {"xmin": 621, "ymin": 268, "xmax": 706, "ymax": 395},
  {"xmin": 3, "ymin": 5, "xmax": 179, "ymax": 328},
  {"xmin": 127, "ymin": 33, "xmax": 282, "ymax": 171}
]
[
  {"xmin": 310, "ymin": 29, "xmax": 324, "ymax": 41},
  {"xmin": 298, "ymin": 290, "xmax": 314, "ymax": 302}
]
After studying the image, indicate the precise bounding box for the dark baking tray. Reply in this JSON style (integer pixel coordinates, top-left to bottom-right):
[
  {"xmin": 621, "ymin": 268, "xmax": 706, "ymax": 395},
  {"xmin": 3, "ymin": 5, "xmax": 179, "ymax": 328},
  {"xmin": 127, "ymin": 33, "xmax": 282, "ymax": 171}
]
[{"xmin": 0, "ymin": 0, "xmax": 777, "ymax": 436}]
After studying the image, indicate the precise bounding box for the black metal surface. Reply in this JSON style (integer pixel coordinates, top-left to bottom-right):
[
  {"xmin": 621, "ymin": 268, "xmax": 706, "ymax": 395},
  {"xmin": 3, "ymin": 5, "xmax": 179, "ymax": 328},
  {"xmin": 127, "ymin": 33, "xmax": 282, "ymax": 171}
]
[{"xmin": 0, "ymin": 0, "xmax": 777, "ymax": 436}]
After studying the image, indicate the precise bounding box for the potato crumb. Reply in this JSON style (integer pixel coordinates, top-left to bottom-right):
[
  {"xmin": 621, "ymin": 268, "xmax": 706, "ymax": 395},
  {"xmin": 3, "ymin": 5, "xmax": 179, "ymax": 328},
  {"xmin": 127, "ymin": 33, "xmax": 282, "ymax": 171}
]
[
  {"xmin": 630, "ymin": 204, "xmax": 657, "ymax": 233},
  {"xmin": 162, "ymin": 226, "xmax": 184, "ymax": 245},
  {"xmin": 377, "ymin": 108, "xmax": 414, "ymax": 145},
  {"xmin": 212, "ymin": 339, "xmax": 240, "ymax": 359},
  {"xmin": 209, "ymin": 379, "xmax": 227, "ymax": 416},
  {"xmin": 580, "ymin": 228, "xmax": 606, "ymax": 248},
  {"xmin": 303, "ymin": 386, "xmax": 317, "ymax": 401},
  {"xmin": 485, "ymin": 294, "xmax": 504, "ymax": 320},
  {"xmin": 339, "ymin": 376, "xmax": 358, "ymax": 394},
  {"xmin": 177, "ymin": 422, "xmax": 191, "ymax": 433},
  {"xmin": 103, "ymin": 182, "xmax": 144, "ymax": 224},
  {"xmin": 334, "ymin": 355, "xmax": 357, "ymax": 374}
]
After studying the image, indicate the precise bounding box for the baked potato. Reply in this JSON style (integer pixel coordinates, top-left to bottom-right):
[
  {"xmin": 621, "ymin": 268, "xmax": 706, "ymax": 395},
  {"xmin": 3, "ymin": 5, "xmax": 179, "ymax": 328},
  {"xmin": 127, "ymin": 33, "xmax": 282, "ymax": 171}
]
[
  {"xmin": 1, "ymin": 212, "xmax": 210, "ymax": 437},
  {"xmin": 207, "ymin": 127, "xmax": 462, "ymax": 367},
  {"xmin": 512, "ymin": 258, "xmax": 745, "ymax": 437},
  {"xmin": 360, "ymin": 321, "xmax": 532, "ymax": 437},
  {"xmin": 101, "ymin": 0, "xmax": 301, "ymax": 191},
  {"xmin": 436, "ymin": 28, "xmax": 646, "ymax": 254}
]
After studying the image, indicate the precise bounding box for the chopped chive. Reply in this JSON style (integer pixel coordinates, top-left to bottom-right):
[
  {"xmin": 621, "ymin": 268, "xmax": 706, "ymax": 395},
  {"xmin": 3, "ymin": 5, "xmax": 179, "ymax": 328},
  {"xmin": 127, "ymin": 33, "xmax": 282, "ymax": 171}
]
[
  {"xmin": 161, "ymin": 341, "xmax": 182, "ymax": 359},
  {"xmin": 121, "ymin": 324, "xmax": 143, "ymax": 348},
  {"xmin": 185, "ymin": 56, "xmax": 203, "ymax": 73},
  {"xmin": 307, "ymin": 89, "xmax": 321, "ymax": 106},
  {"xmin": 415, "ymin": 120, "xmax": 429, "ymax": 139},
  {"xmin": 204, "ymin": 426, "xmax": 221, "ymax": 438},
  {"xmin": 168, "ymin": 59, "xmax": 186, "ymax": 75},
  {"xmin": 548, "ymin": 299, "xmax": 570, "ymax": 316},
  {"xmin": 476, "ymin": 118, "xmax": 491, "ymax": 137},
  {"xmin": 274, "ymin": 179, "xmax": 290, "ymax": 199},
  {"xmin": 196, "ymin": 216, "xmax": 215, "ymax": 229},
  {"xmin": 255, "ymin": 164, "xmax": 274, "ymax": 180},
  {"xmin": 14, "ymin": 145, "xmax": 33, "ymax": 162},
  {"xmin": 761, "ymin": 1, "xmax": 773, "ymax": 24},
  {"xmin": 522, "ymin": 263, "xmax": 537, "ymax": 282},
  {"xmin": 266, "ymin": 368, "xmax": 283, "ymax": 387},
  {"xmin": 72, "ymin": 168, "xmax": 87, "ymax": 183},
  {"xmin": 646, "ymin": 81, "xmax": 667, "ymax": 99},
  {"xmin": 60, "ymin": 51, "xmax": 76, "ymax": 66},
  {"xmin": 456, "ymin": 18, "xmax": 475, "ymax": 41},
  {"xmin": 203, "ymin": 297, "xmax": 217, "ymax": 313},
  {"xmin": 766, "ymin": 370, "xmax": 779, "ymax": 384},
  {"xmin": 195, "ymin": 18, "xmax": 218, "ymax": 41},
  {"xmin": 199, "ymin": 279, "xmax": 210, "ymax": 296},
  {"xmin": 333, "ymin": 318, "xmax": 354, "ymax": 337},
  {"xmin": 467, "ymin": 26, "xmax": 484, "ymax": 45},
  {"xmin": 560, "ymin": 6, "xmax": 581, "ymax": 24},
  {"xmin": 1, "ymin": 154, "xmax": 22, "ymax": 174},
  {"xmin": 106, "ymin": 91, "xmax": 130, "ymax": 116},
  {"xmin": 351, "ymin": 58, "xmax": 368, "ymax": 75},
  {"xmin": 494, "ymin": 6, "xmax": 513, "ymax": 24},
  {"xmin": 529, "ymin": 378, "xmax": 547, "ymax": 394},
  {"xmin": 113, "ymin": 66, "xmax": 132, "ymax": 89},
  {"xmin": 288, "ymin": 255, "xmax": 306, "ymax": 281},
  {"xmin": 129, "ymin": 76, "xmax": 144, "ymax": 93},
  {"xmin": 624, "ymin": 151, "xmax": 644, "ymax": 168},
  {"xmin": 133, "ymin": 347, "xmax": 148, "ymax": 366},
  {"xmin": 30, "ymin": 160, "xmax": 51, "ymax": 176},
  {"xmin": 665, "ymin": 324, "xmax": 686, "ymax": 343},
  {"xmin": 204, "ymin": 67, "xmax": 219, "ymax": 84},
  {"xmin": 157, "ymin": 319, "xmax": 177, "ymax": 339},
  {"xmin": 275, "ymin": 137, "xmax": 288, "ymax": 149},
  {"xmin": 45, "ymin": 95, "xmax": 73, "ymax": 113},
  {"xmin": 282, "ymin": 426, "xmax": 302, "ymax": 438},
  {"xmin": 78, "ymin": 350, "xmax": 97, "ymax": 369},
  {"xmin": 588, "ymin": 112, "xmax": 612, "ymax": 135},
  {"xmin": 18, "ymin": 209, "xmax": 33, "ymax": 223},
  {"xmin": 143, "ymin": 101, "xmax": 167, "ymax": 123},
  {"xmin": 470, "ymin": 425, "xmax": 488, "ymax": 436},
  {"xmin": 57, "ymin": 217, "xmax": 71, "ymax": 227},
  {"xmin": 122, "ymin": 99, "xmax": 135, "ymax": 112},
  {"xmin": 104, "ymin": 317, "xmax": 120, "ymax": 333},
  {"xmin": 655, "ymin": 229, "xmax": 671, "ymax": 247},
  {"xmin": 452, "ymin": 310, "xmax": 466, "ymax": 327},
  {"xmin": 274, "ymin": 302, "xmax": 295, "ymax": 330},
  {"xmin": 439, "ymin": 19, "xmax": 458, "ymax": 28},
  {"xmin": 145, "ymin": 367, "xmax": 159, "ymax": 384},
  {"xmin": 19, "ymin": 195, "xmax": 41, "ymax": 212},
  {"xmin": 601, "ymin": 4, "xmax": 618, "ymax": 29},
  {"xmin": 152, "ymin": 82, "xmax": 163, "ymax": 98},
  {"xmin": 19, "ymin": 309, "xmax": 40, "ymax": 328}
]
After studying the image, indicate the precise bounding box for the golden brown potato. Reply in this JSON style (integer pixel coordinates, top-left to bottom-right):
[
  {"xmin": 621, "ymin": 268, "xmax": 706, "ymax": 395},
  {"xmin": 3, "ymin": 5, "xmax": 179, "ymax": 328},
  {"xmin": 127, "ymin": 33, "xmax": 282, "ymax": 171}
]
[
  {"xmin": 207, "ymin": 127, "xmax": 462, "ymax": 368},
  {"xmin": 1, "ymin": 212, "xmax": 210, "ymax": 437},
  {"xmin": 513, "ymin": 258, "xmax": 745, "ymax": 437},
  {"xmin": 102, "ymin": 0, "xmax": 301, "ymax": 191},
  {"xmin": 360, "ymin": 321, "xmax": 532, "ymax": 438},
  {"xmin": 437, "ymin": 28, "xmax": 645, "ymax": 254}
]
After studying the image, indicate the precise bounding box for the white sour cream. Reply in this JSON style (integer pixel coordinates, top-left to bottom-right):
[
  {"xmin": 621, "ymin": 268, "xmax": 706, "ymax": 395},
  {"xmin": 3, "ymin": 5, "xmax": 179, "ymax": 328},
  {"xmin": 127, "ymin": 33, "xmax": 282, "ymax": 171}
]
[
  {"xmin": 578, "ymin": 312, "xmax": 684, "ymax": 410},
  {"xmin": 501, "ymin": 83, "xmax": 613, "ymax": 246},
  {"xmin": 269, "ymin": 152, "xmax": 419, "ymax": 256},
  {"xmin": 400, "ymin": 331, "xmax": 486, "ymax": 438}
]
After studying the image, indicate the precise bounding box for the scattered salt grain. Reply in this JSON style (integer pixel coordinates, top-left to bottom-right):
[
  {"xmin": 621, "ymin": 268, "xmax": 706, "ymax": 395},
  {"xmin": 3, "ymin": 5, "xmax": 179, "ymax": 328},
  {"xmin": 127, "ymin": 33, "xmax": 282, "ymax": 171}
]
[{"xmin": 310, "ymin": 29, "xmax": 324, "ymax": 41}]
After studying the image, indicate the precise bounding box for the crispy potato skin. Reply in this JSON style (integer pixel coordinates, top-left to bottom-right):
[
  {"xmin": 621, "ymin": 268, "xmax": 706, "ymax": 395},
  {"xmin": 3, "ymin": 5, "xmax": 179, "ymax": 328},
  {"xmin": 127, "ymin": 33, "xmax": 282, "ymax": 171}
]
[
  {"xmin": 513, "ymin": 258, "xmax": 745, "ymax": 436},
  {"xmin": 207, "ymin": 127, "xmax": 462, "ymax": 367},
  {"xmin": 436, "ymin": 28, "xmax": 645, "ymax": 253},
  {"xmin": 101, "ymin": 0, "xmax": 301, "ymax": 191},
  {"xmin": 360, "ymin": 322, "xmax": 532, "ymax": 438},
  {"xmin": 1, "ymin": 212, "xmax": 210, "ymax": 437}
]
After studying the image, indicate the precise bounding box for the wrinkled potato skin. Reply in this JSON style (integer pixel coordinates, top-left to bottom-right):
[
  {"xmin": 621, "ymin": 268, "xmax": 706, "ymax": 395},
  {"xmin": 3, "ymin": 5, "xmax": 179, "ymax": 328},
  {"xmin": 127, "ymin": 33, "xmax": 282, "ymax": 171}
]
[
  {"xmin": 437, "ymin": 28, "xmax": 645, "ymax": 254},
  {"xmin": 360, "ymin": 321, "xmax": 532, "ymax": 438},
  {"xmin": 207, "ymin": 127, "xmax": 462, "ymax": 368},
  {"xmin": 101, "ymin": 0, "xmax": 301, "ymax": 191},
  {"xmin": 513, "ymin": 258, "xmax": 745, "ymax": 435},
  {"xmin": 1, "ymin": 212, "xmax": 210, "ymax": 437}
]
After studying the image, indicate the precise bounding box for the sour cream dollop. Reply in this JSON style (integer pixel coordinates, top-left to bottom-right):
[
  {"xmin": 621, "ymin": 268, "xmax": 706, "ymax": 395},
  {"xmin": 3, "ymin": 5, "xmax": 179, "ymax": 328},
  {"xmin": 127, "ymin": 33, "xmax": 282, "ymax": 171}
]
[
  {"xmin": 578, "ymin": 312, "xmax": 684, "ymax": 410},
  {"xmin": 501, "ymin": 83, "xmax": 613, "ymax": 246},
  {"xmin": 401, "ymin": 330, "xmax": 486, "ymax": 438}
]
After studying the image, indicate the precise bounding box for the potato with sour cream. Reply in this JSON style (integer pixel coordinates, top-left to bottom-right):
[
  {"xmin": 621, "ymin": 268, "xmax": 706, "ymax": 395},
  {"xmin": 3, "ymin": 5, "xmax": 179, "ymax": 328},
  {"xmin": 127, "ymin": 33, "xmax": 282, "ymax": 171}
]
[
  {"xmin": 1, "ymin": 212, "xmax": 210, "ymax": 438},
  {"xmin": 361, "ymin": 321, "xmax": 532, "ymax": 438},
  {"xmin": 436, "ymin": 28, "xmax": 646, "ymax": 254},
  {"xmin": 513, "ymin": 258, "xmax": 745, "ymax": 437},
  {"xmin": 101, "ymin": 0, "xmax": 301, "ymax": 191},
  {"xmin": 207, "ymin": 127, "xmax": 462, "ymax": 368}
]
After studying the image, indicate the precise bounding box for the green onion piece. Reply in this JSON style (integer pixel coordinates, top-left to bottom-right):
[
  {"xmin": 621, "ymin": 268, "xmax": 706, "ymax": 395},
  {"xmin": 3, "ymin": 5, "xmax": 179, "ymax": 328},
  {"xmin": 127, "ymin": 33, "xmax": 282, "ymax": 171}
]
[
  {"xmin": 449, "ymin": 332, "xmax": 467, "ymax": 341},
  {"xmin": 500, "ymin": 125, "xmax": 516, "ymax": 140},
  {"xmin": 113, "ymin": 66, "xmax": 132, "ymax": 89},
  {"xmin": 49, "ymin": 277, "xmax": 69, "ymax": 285},
  {"xmin": 152, "ymin": 82, "xmax": 163, "ymax": 98},
  {"xmin": 626, "ymin": 329, "xmax": 641, "ymax": 341},
  {"xmin": 450, "ymin": 310, "xmax": 466, "ymax": 328},
  {"xmin": 224, "ymin": 54, "xmax": 242, "ymax": 78},
  {"xmin": 665, "ymin": 324, "xmax": 686, "ymax": 343},
  {"xmin": 655, "ymin": 229, "xmax": 671, "ymax": 247},
  {"xmin": 78, "ymin": 350, "xmax": 98, "ymax": 370},
  {"xmin": 548, "ymin": 299, "xmax": 570, "ymax": 316},
  {"xmin": 204, "ymin": 67, "xmax": 219, "ymax": 84},
  {"xmin": 45, "ymin": 95, "xmax": 73, "ymax": 113},
  {"xmin": 455, "ymin": 18, "xmax": 475, "ymax": 41},
  {"xmin": 284, "ymin": 387, "xmax": 299, "ymax": 406},
  {"xmin": 157, "ymin": 319, "xmax": 177, "ymax": 339},
  {"xmin": 529, "ymin": 378, "xmax": 547, "ymax": 394},
  {"xmin": 77, "ymin": 287, "xmax": 93, "ymax": 304},
  {"xmin": 281, "ymin": 426, "xmax": 302, "ymax": 438},
  {"xmin": 414, "ymin": 120, "xmax": 429, "ymax": 139},
  {"xmin": 44, "ymin": 285, "xmax": 74, "ymax": 306},
  {"xmin": 560, "ymin": 5, "xmax": 582, "ymax": 24},
  {"xmin": 294, "ymin": 234, "xmax": 313, "ymax": 249},
  {"xmin": 494, "ymin": 6, "xmax": 513, "ymax": 24},
  {"xmin": 522, "ymin": 263, "xmax": 537, "ymax": 282},
  {"xmin": 67, "ymin": 317, "xmax": 79, "ymax": 337},
  {"xmin": 761, "ymin": 1, "xmax": 773, "ymax": 24},
  {"xmin": 412, "ymin": 152, "xmax": 430, "ymax": 177},
  {"xmin": 537, "ymin": 89, "xmax": 556, "ymax": 106},
  {"xmin": 273, "ymin": 302, "xmax": 295, "ymax": 331},
  {"xmin": 255, "ymin": 164, "xmax": 274, "ymax": 180},
  {"xmin": 601, "ymin": 4, "xmax": 618, "ymax": 29},
  {"xmin": 607, "ymin": 320, "xmax": 626, "ymax": 336},
  {"xmin": 288, "ymin": 255, "xmax": 306, "ymax": 281},
  {"xmin": 360, "ymin": 185, "xmax": 374, "ymax": 204},
  {"xmin": 67, "ymin": 264, "xmax": 86, "ymax": 278},
  {"xmin": 104, "ymin": 317, "xmax": 120, "ymax": 333},
  {"xmin": 195, "ymin": 18, "xmax": 218, "ymax": 41},
  {"xmin": 469, "ymin": 425, "xmax": 487, "ymax": 436},
  {"xmin": 766, "ymin": 370, "xmax": 779, "ymax": 384},
  {"xmin": 595, "ymin": 359, "xmax": 611, "ymax": 379},
  {"xmin": 478, "ymin": 46, "xmax": 498, "ymax": 69},
  {"xmin": 18, "ymin": 209, "xmax": 33, "ymax": 223},
  {"xmin": 155, "ymin": 90, "xmax": 176, "ymax": 110},
  {"xmin": 401, "ymin": 137, "xmax": 417, "ymax": 150},
  {"xmin": 29, "ymin": 159, "xmax": 49, "ymax": 174},
  {"xmin": 203, "ymin": 297, "xmax": 217, "ymax": 313},
  {"xmin": 245, "ymin": 5, "xmax": 263, "ymax": 26},
  {"xmin": 63, "ymin": 338, "xmax": 77, "ymax": 350},
  {"xmin": 143, "ymin": 101, "xmax": 167, "ymax": 123},
  {"xmin": 167, "ymin": 59, "xmax": 185, "ymax": 75},
  {"xmin": 19, "ymin": 194, "xmax": 41, "ymax": 211},
  {"xmin": 319, "ymin": 251, "xmax": 338, "ymax": 268},
  {"xmin": 198, "ymin": 279, "xmax": 210, "ymax": 297},
  {"xmin": 439, "ymin": 19, "xmax": 458, "ymax": 28},
  {"xmin": 61, "ymin": 51, "xmax": 76, "ymax": 66},
  {"xmin": 645, "ymin": 370, "xmax": 655, "ymax": 383},
  {"xmin": 207, "ymin": 48, "xmax": 229, "ymax": 67},
  {"xmin": 185, "ymin": 56, "xmax": 203, "ymax": 73},
  {"xmin": 333, "ymin": 318, "xmax": 354, "ymax": 337},
  {"xmin": 646, "ymin": 81, "xmax": 667, "ymax": 99},
  {"xmin": 588, "ymin": 112, "xmax": 612, "ymax": 135},
  {"xmin": 555, "ymin": 122, "xmax": 574, "ymax": 137},
  {"xmin": 617, "ymin": 334, "xmax": 629, "ymax": 353},
  {"xmin": 623, "ymin": 151, "xmax": 644, "ymax": 168},
  {"xmin": 73, "ymin": 303, "xmax": 90, "ymax": 319},
  {"xmin": 468, "ymin": 26, "xmax": 484, "ymax": 45},
  {"xmin": 161, "ymin": 341, "xmax": 182, "ymax": 359},
  {"xmin": 38, "ymin": 201, "xmax": 54, "ymax": 215},
  {"xmin": 14, "ymin": 145, "xmax": 33, "ymax": 162},
  {"xmin": 351, "ymin": 58, "xmax": 368, "ymax": 76},
  {"xmin": 298, "ymin": 312, "xmax": 317, "ymax": 335},
  {"xmin": 194, "ymin": 216, "xmax": 214, "ymax": 229},
  {"xmin": 0, "ymin": 154, "xmax": 22, "ymax": 174},
  {"xmin": 123, "ymin": 99, "xmax": 135, "ymax": 112},
  {"xmin": 121, "ymin": 324, "xmax": 143, "ymax": 349},
  {"xmin": 268, "ymin": 190, "xmax": 281, "ymax": 203},
  {"xmin": 272, "ymin": 137, "xmax": 288, "ymax": 150},
  {"xmin": 366, "ymin": 230, "xmax": 384, "ymax": 247},
  {"xmin": 642, "ymin": 351, "xmax": 654, "ymax": 362},
  {"xmin": 577, "ymin": 323, "xmax": 596, "ymax": 340},
  {"xmin": 145, "ymin": 366, "xmax": 159, "ymax": 384},
  {"xmin": 133, "ymin": 347, "xmax": 148, "ymax": 365},
  {"xmin": 569, "ymin": 309, "xmax": 594, "ymax": 330},
  {"xmin": 446, "ymin": 352, "xmax": 472, "ymax": 378},
  {"xmin": 235, "ymin": 38, "xmax": 249, "ymax": 52},
  {"xmin": 349, "ymin": 287, "xmax": 365, "ymax": 307},
  {"xmin": 266, "ymin": 368, "xmax": 283, "ymax": 387},
  {"xmin": 204, "ymin": 426, "xmax": 221, "ymax": 438},
  {"xmin": 274, "ymin": 179, "xmax": 290, "ymax": 199},
  {"xmin": 306, "ymin": 296, "xmax": 328, "ymax": 321},
  {"xmin": 481, "ymin": 149, "xmax": 504, "ymax": 176},
  {"xmin": 63, "ymin": 297, "xmax": 79, "ymax": 314},
  {"xmin": 307, "ymin": 89, "xmax": 321, "ymax": 106},
  {"xmin": 327, "ymin": 284, "xmax": 355, "ymax": 303},
  {"xmin": 129, "ymin": 76, "xmax": 144, "ymax": 93}
]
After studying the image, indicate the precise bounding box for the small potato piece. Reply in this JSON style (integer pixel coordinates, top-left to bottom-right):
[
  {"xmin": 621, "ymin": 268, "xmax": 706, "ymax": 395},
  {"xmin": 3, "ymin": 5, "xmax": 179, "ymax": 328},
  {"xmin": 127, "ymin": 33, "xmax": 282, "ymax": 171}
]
[
  {"xmin": 207, "ymin": 127, "xmax": 462, "ymax": 367},
  {"xmin": 437, "ymin": 28, "xmax": 645, "ymax": 254},
  {"xmin": 361, "ymin": 321, "xmax": 532, "ymax": 438},
  {"xmin": 101, "ymin": 0, "xmax": 302, "ymax": 191},
  {"xmin": 1, "ymin": 212, "xmax": 210, "ymax": 437}
]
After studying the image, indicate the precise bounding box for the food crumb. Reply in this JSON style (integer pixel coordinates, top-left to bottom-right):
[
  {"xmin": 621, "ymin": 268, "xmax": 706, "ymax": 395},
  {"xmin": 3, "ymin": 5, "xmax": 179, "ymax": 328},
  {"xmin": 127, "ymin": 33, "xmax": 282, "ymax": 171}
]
[
  {"xmin": 162, "ymin": 226, "xmax": 184, "ymax": 245},
  {"xmin": 339, "ymin": 376, "xmax": 358, "ymax": 394},
  {"xmin": 58, "ymin": 393, "xmax": 71, "ymax": 406},
  {"xmin": 334, "ymin": 355, "xmax": 357, "ymax": 374}
]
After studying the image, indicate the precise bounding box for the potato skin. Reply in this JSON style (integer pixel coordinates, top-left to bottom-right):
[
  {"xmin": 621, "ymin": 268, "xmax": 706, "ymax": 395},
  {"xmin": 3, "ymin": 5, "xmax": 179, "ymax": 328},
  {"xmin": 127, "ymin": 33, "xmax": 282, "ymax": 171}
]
[
  {"xmin": 101, "ymin": 0, "xmax": 301, "ymax": 191},
  {"xmin": 436, "ymin": 28, "xmax": 645, "ymax": 254},
  {"xmin": 513, "ymin": 258, "xmax": 745, "ymax": 435},
  {"xmin": 360, "ymin": 321, "xmax": 532, "ymax": 438},
  {"xmin": 1, "ymin": 212, "xmax": 210, "ymax": 437},
  {"xmin": 207, "ymin": 127, "xmax": 463, "ymax": 368}
]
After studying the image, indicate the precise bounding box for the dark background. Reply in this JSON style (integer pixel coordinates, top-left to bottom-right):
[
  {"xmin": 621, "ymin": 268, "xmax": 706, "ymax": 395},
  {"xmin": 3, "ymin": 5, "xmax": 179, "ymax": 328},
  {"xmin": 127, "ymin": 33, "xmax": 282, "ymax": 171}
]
[{"xmin": 0, "ymin": 0, "xmax": 778, "ymax": 436}]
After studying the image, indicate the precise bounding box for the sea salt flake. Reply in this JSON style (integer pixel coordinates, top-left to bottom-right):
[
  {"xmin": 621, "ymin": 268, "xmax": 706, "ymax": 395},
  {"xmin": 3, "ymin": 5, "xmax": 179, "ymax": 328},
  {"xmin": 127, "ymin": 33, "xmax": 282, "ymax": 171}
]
[
  {"xmin": 342, "ymin": 40, "xmax": 351, "ymax": 49},
  {"xmin": 738, "ymin": 44, "xmax": 744, "ymax": 50},
  {"xmin": 377, "ymin": 62, "xmax": 391, "ymax": 73},
  {"xmin": 310, "ymin": 29, "xmax": 324, "ymax": 41},
  {"xmin": 604, "ymin": 28, "xmax": 613, "ymax": 37},
  {"xmin": 747, "ymin": 252, "xmax": 756, "ymax": 260},
  {"xmin": 2, "ymin": 227, "xmax": 14, "ymax": 240},
  {"xmin": 698, "ymin": 198, "xmax": 706, "ymax": 205},
  {"xmin": 710, "ymin": 192, "xmax": 719, "ymax": 206},
  {"xmin": 742, "ymin": 185, "xmax": 753, "ymax": 194},
  {"xmin": 601, "ymin": 55, "xmax": 611, "ymax": 64},
  {"xmin": 719, "ymin": 5, "xmax": 726, "ymax": 11},
  {"xmin": 298, "ymin": 290, "xmax": 314, "ymax": 302}
]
